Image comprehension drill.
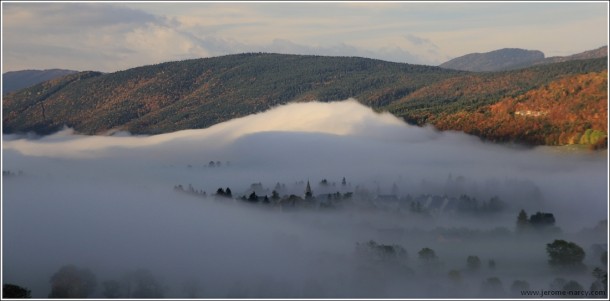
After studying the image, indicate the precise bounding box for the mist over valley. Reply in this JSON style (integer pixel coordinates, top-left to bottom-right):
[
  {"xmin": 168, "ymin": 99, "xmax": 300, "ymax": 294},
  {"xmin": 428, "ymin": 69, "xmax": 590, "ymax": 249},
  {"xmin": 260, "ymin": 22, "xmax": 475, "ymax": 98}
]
[
  {"xmin": 2, "ymin": 100, "xmax": 607, "ymax": 298},
  {"xmin": 3, "ymin": 1, "xmax": 609, "ymax": 298}
]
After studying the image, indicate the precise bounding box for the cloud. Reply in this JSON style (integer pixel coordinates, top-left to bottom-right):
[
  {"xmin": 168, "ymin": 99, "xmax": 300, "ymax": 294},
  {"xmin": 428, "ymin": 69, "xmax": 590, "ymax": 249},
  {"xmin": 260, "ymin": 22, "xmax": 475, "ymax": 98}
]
[
  {"xmin": 2, "ymin": 3, "xmax": 208, "ymax": 72},
  {"xmin": 2, "ymin": 3, "xmax": 444, "ymax": 71},
  {"xmin": 1, "ymin": 100, "xmax": 402, "ymax": 158},
  {"xmin": 3, "ymin": 3, "xmax": 161, "ymax": 33},
  {"xmin": 404, "ymin": 34, "xmax": 438, "ymax": 48}
]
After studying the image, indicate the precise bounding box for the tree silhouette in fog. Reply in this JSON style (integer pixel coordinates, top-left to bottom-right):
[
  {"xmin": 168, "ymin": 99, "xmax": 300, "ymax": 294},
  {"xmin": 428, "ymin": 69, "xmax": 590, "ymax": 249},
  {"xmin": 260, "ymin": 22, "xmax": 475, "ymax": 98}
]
[
  {"xmin": 516, "ymin": 209, "xmax": 529, "ymax": 233},
  {"xmin": 530, "ymin": 212, "xmax": 556, "ymax": 228},
  {"xmin": 467, "ymin": 255, "xmax": 482, "ymax": 272},
  {"xmin": 247, "ymin": 191, "xmax": 259, "ymax": 203},
  {"xmin": 546, "ymin": 240, "xmax": 586, "ymax": 270},
  {"xmin": 215, "ymin": 187, "xmax": 234, "ymax": 198},
  {"xmin": 418, "ymin": 247, "xmax": 438, "ymax": 263},
  {"xmin": 271, "ymin": 190, "xmax": 280, "ymax": 203},
  {"xmin": 225, "ymin": 187, "xmax": 232, "ymax": 198},
  {"xmin": 488, "ymin": 259, "xmax": 496, "ymax": 270},
  {"xmin": 591, "ymin": 267, "xmax": 607, "ymax": 293},
  {"xmin": 3, "ymin": 283, "xmax": 31, "ymax": 298},
  {"xmin": 448, "ymin": 270, "xmax": 462, "ymax": 284},
  {"xmin": 356, "ymin": 240, "xmax": 408, "ymax": 264},
  {"xmin": 48, "ymin": 264, "xmax": 97, "ymax": 298}
]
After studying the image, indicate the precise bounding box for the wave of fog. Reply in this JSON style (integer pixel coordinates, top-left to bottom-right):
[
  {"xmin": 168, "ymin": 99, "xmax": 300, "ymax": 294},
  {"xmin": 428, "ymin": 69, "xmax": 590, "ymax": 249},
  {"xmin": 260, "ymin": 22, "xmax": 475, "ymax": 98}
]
[{"xmin": 2, "ymin": 99, "xmax": 608, "ymax": 298}]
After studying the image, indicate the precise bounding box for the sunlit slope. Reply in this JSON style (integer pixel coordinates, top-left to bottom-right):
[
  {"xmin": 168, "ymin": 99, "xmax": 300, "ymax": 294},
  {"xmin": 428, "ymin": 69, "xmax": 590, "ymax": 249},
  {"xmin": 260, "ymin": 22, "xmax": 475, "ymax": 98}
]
[
  {"xmin": 431, "ymin": 71, "xmax": 608, "ymax": 148},
  {"xmin": 3, "ymin": 53, "xmax": 607, "ymax": 147}
]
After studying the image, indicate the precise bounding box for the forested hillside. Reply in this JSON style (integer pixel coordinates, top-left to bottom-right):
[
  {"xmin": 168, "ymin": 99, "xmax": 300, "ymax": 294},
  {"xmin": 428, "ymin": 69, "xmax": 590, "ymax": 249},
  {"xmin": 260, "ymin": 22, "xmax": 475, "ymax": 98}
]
[
  {"xmin": 3, "ymin": 53, "xmax": 466, "ymax": 135},
  {"xmin": 2, "ymin": 53, "xmax": 607, "ymax": 148},
  {"xmin": 388, "ymin": 58, "xmax": 608, "ymax": 124},
  {"xmin": 431, "ymin": 71, "xmax": 608, "ymax": 149}
]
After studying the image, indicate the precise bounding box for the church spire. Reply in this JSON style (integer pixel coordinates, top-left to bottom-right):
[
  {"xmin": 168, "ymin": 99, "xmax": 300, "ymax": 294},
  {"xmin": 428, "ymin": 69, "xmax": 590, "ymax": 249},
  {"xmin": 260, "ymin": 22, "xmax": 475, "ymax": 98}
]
[{"xmin": 305, "ymin": 180, "xmax": 313, "ymax": 199}]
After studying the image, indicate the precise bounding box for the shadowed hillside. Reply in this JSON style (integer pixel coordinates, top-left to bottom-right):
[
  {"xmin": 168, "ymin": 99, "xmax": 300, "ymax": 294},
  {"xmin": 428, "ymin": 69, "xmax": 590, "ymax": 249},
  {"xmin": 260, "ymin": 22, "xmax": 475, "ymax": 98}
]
[
  {"xmin": 439, "ymin": 46, "xmax": 608, "ymax": 72},
  {"xmin": 540, "ymin": 46, "xmax": 608, "ymax": 65},
  {"xmin": 2, "ymin": 69, "xmax": 78, "ymax": 95},
  {"xmin": 439, "ymin": 48, "xmax": 545, "ymax": 72}
]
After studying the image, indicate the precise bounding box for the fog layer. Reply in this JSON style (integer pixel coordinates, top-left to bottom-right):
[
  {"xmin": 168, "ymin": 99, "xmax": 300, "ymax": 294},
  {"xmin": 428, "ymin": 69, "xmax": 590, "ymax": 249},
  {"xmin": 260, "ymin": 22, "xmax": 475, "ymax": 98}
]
[{"xmin": 2, "ymin": 99, "xmax": 607, "ymax": 298}]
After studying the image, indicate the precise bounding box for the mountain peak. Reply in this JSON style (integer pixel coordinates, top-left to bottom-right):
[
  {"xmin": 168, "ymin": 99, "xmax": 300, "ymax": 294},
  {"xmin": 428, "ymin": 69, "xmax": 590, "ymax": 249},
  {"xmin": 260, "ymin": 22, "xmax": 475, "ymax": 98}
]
[
  {"xmin": 540, "ymin": 46, "xmax": 608, "ymax": 64},
  {"xmin": 439, "ymin": 48, "xmax": 545, "ymax": 72},
  {"xmin": 2, "ymin": 69, "xmax": 79, "ymax": 95},
  {"xmin": 440, "ymin": 46, "xmax": 608, "ymax": 72}
]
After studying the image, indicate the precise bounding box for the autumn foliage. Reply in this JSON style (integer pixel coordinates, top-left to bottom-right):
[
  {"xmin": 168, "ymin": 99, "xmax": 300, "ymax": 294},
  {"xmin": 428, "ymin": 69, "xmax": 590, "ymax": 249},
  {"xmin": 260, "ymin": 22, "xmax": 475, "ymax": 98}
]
[{"xmin": 431, "ymin": 71, "xmax": 608, "ymax": 148}]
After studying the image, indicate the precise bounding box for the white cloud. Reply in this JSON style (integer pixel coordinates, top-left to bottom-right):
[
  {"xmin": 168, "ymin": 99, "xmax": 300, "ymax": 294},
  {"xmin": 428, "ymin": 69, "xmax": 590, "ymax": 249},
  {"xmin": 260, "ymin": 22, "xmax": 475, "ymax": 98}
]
[{"xmin": 2, "ymin": 100, "xmax": 403, "ymax": 158}]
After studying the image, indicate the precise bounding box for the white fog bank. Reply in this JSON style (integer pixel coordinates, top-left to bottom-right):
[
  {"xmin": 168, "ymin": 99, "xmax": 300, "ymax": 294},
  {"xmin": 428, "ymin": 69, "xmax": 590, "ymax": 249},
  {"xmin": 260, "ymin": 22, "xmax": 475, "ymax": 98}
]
[{"xmin": 2, "ymin": 99, "xmax": 608, "ymax": 298}]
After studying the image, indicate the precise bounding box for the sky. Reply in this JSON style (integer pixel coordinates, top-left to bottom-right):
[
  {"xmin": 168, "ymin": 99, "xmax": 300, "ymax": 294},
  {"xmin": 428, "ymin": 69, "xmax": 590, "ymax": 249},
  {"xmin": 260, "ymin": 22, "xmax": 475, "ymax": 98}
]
[{"xmin": 1, "ymin": 1, "xmax": 608, "ymax": 73}]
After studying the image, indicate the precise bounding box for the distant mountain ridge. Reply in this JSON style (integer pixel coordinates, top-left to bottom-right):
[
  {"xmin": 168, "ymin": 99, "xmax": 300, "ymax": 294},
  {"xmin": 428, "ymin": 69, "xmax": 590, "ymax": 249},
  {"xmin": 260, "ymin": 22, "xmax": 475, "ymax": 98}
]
[
  {"xmin": 440, "ymin": 46, "xmax": 608, "ymax": 72},
  {"xmin": 2, "ymin": 69, "xmax": 79, "ymax": 95},
  {"xmin": 3, "ymin": 51, "xmax": 607, "ymax": 148},
  {"xmin": 538, "ymin": 46, "xmax": 608, "ymax": 65},
  {"xmin": 439, "ymin": 48, "xmax": 545, "ymax": 72}
]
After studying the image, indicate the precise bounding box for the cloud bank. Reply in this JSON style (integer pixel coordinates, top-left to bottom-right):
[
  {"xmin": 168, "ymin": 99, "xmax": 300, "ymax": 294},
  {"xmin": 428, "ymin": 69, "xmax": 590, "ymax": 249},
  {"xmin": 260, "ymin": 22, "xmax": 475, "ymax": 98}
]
[{"xmin": 2, "ymin": 100, "xmax": 607, "ymax": 297}]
